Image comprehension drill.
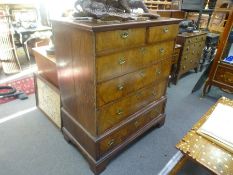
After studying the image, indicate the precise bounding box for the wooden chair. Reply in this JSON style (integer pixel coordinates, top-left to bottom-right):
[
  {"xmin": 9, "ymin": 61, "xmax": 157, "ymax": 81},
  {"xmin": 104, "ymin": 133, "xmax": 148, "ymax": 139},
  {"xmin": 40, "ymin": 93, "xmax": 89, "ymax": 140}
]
[{"xmin": 0, "ymin": 12, "xmax": 21, "ymax": 74}]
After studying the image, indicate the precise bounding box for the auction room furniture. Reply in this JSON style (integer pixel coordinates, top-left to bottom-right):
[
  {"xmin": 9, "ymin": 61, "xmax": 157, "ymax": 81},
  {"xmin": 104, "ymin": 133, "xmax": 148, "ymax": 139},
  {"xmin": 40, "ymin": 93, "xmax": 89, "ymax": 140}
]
[
  {"xmin": 14, "ymin": 26, "xmax": 51, "ymax": 61},
  {"xmin": 181, "ymin": 0, "xmax": 216, "ymax": 30},
  {"xmin": 144, "ymin": 0, "xmax": 173, "ymax": 10},
  {"xmin": 200, "ymin": 32, "xmax": 219, "ymax": 71},
  {"xmin": 154, "ymin": 10, "xmax": 186, "ymax": 19},
  {"xmin": 203, "ymin": 4, "xmax": 233, "ymax": 95},
  {"xmin": 0, "ymin": 13, "xmax": 21, "ymax": 74},
  {"xmin": 174, "ymin": 31, "xmax": 207, "ymax": 84},
  {"xmin": 169, "ymin": 44, "xmax": 181, "ymax": 85},
  {"xmin": 52, "ymin": 17, "xmax": 181, "ymax": 174},
  {"xmin": 169, "ymin": 97, "xmax": 233, "ymax": 175},
  {"xmin": 33, "ymin": 46, "xmax": 61, "ymax": 128}
]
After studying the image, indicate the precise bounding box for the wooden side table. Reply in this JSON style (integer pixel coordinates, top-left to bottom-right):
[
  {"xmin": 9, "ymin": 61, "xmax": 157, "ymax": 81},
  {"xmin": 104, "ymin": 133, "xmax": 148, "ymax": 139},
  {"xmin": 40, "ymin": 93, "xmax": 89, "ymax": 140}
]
[
  {"xmin": 33, "ymin": 46, "xmax": 61, "ymax": 129},
  {"xmin": 169, "ymin": 97, "xmax": 233, "ymax": 175}
]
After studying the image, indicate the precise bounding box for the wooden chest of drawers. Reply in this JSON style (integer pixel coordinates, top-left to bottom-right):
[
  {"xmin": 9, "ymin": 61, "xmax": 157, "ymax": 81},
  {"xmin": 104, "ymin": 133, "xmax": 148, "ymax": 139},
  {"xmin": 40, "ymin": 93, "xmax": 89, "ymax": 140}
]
[
  {"xmin": 175, "ymin": 32, "xmax": 207, "ymax": 84},
  {"xmin": 52, "ymin": 18, "xmax": 181, "ymax": 174}
]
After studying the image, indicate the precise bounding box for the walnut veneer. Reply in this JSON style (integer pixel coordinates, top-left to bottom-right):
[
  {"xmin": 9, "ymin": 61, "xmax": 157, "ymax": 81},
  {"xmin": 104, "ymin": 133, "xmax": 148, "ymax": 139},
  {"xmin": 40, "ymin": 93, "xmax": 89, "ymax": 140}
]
[{"xmin": 52, "ymin": 17, "xmax": 181, "ymax": 174}]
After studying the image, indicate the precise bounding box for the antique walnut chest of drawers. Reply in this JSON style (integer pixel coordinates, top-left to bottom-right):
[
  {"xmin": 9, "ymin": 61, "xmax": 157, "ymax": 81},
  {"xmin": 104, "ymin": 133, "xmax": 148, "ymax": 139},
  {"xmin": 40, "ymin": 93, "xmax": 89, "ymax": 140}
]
[
  {"xmin": 52, "ymin": 18, "xmax": 181, "ymax": 174},
  {"xmin": 175, "ymin": 31, "xmax": 207, "ymax": 84}
]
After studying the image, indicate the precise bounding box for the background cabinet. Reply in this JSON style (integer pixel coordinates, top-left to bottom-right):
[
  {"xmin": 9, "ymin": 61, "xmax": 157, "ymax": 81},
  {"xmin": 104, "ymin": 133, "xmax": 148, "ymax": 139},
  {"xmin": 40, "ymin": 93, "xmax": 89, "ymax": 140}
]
[{"xmin": 175, "ymin": 31, "xmax": 207, "ymax": 84}]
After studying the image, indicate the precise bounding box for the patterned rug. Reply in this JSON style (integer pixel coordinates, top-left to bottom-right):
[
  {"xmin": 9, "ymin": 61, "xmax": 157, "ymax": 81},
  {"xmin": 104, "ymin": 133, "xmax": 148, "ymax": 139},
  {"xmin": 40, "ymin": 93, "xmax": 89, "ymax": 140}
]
[{"xmin": 0, "ymin": 76, "xmax": 34, "ymax": 104}]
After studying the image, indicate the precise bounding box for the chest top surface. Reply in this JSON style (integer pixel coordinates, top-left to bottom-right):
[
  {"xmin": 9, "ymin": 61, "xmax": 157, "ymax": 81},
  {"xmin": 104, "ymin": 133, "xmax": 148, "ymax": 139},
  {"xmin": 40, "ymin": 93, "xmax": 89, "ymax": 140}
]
[
  {"xmin": 177, "ymin": 31, "xmax": 208, "ymax": 38},
  {"xmin": 51, "ymin": 17, "xmax": 182, "ymax": 32}
]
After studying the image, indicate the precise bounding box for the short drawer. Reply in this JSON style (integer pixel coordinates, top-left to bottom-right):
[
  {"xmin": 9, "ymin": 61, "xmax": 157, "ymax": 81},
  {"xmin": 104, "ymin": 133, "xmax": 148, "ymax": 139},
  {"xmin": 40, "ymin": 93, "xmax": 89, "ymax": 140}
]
[
  {"xmin": 96, "ymin": 41, "xmax": 174, "ymax": 82},
  {"xmin": 185, "ymin": 35, "xmax": 206, "ymax": 44},
  {"xmin": 214, "ymin": 65, "xmax": 233, "ymax": 86},
  {"xmin": 148, "ymin": 24, "xmax": 179, "ymax": 43},
  {"xmin": 97, "ymin": 80, "xmax": 167, "ymax": 135},
  {"xmin": 99, "ymin": 100, "xmax": 165, "ymax": 155},
  {"xmin": 97, "ymin": 59, "xmax": 171, "ymax": 107},
  {"xmin": 96, "ymin": 28, "xmax": 146, "ymax": 52}
]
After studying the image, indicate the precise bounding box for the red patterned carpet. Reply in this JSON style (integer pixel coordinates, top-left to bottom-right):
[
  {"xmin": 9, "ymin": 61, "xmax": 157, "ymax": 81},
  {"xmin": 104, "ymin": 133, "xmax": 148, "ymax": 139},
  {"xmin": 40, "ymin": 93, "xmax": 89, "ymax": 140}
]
[{"xmin": 0, "ymin": 76, "xmax": 34, "ymax": 104}]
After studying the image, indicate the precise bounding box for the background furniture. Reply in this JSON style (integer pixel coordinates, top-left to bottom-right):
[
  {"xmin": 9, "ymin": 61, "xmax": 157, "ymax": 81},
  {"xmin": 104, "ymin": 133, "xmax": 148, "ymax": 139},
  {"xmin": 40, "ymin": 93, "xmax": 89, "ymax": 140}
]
[
  {"xmin": 208, "ymin": 0, "xmax": 232, "ymax": 34},
  {"xmin": 173, "ymin": 97, "xmax": 233, "ymax": 175},
  {"xmin": 52, "ymin": 18, "xmax": 181, "ymax": 174},
  {"xmin": 33, "ymin": 46, "xmax": 61, "ymax": 128},
  {"xmin": 175, "ymin": 31, "xmax": 207, "ymax": 84},
  {"xmin": 203, "ymin": 5, "xmax": 233, "ymax": 95},
  {"xmin": 153, "ymin": 10, "xmax": 186, "ymax": 18},
  {"xmin": 169, "ymin": 44, "xmax": 181, "ymax": 85},
  {"xmin": 0, "ymin": 12, "xmax": 21, "ymax": 74},
  {"xmin": 144, "ymin": 0, "xmax": 173, "ymax": 10},
  {"xmin": 200, "ymin": 32, "xmax": 219, "ymax": 71},
  {"xmin": 181, "ymin": 0, "xmax": 209, "ymax": 29}
]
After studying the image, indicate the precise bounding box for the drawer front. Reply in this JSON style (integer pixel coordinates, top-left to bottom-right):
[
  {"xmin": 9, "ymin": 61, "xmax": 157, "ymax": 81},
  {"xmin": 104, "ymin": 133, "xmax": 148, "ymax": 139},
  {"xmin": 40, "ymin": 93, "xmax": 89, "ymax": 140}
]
[
  {"xmin": 182, "ymin": 42, "xmax": 204, "ymax": 58},
  {"xmin": 99, "ymin": 101, "xmax": 165, "ymax": 155},
  {"xmin": 97, "ymin": 58, "xmax": 171, "ymax": 107},
  {"xmin": 96, "ymin": 41, "xmax": 174, "ymax": 82},
  {"xmin": 183, "ymin": 42, "xmax": 197, "ymax": 54},
  {"xmin": 185, "ymin": 34, "xmax": 206, "ymax": 44},
  {"xmin": 148, "ymin": 24, "xmax": 179, "ymax": 43},
  {"xmin": 96, "ymin": 28, "xmax": 146, "ymax": 52},
  {"xmin": 214, "ymin": 65, "xmax": 233, "ymax": 86},
  {"xmin": 97, "ymin": 81, "xmax": 167, "ymax": 135},
  {"xmin": 179, "ymin": 59, "xmax": 199, "ymax": 74}
]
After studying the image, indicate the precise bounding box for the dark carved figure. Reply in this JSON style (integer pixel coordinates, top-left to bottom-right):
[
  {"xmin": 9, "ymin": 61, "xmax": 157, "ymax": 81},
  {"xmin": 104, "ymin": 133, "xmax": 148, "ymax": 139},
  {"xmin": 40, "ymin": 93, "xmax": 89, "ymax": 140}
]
[{"xmin": 73, "ymin": 0, "xmax": 159, "ymax": 21}]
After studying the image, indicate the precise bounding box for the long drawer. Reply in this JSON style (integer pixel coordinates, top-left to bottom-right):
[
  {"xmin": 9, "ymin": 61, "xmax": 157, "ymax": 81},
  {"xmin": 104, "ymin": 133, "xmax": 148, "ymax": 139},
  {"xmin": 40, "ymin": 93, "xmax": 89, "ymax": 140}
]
[
  {"xmin": 98, "ymin": 100, "xmax": 165, "ymax": 155},
  {"xmin": 97, "ymin": 80, "xmax": 167, "ymax": 135},
  {"xmin": 96, "ymin": 28, "xmax": 146, "ymax": 53},
  {"xmin": 97, "ymin": 58, "xmax": 171, "ymax": 107},
  {"xmin": 96, "ymin": 41, "xmax": 174, "ymax": 82}
]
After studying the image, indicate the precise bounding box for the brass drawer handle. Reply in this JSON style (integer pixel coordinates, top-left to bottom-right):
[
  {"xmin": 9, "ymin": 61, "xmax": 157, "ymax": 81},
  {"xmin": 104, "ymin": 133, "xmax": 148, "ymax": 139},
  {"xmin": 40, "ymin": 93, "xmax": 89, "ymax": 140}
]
[
  {"xmin": 116, "ymin": 109, "xmax": 124, "ymax": 115},
  {"xmin": 139, "ymin": 70, "xmax": 146, "ymax": 77},
  {"xmin": 159, "ymin": 48, "xmax": 165, "ymax": 54},
  {"xmin": 117, "ymin": 84, "xmax": 124, "ymax": 91},
  {"xmin": 121, "ymin": 31, "xmax": 129, "ymax": 39},
  {"xmin": 163, "ymin": 27, "xmax": 169, "ymax": 33},
  {"xmin": 108, "ymin": 139, "xmax": 115, "ymax": 147},
  {"xmin": 136, "ymin": 92, "xmax": 142, "ymax": 98},
  {"xmin": 118, "ymin": 58, "xmax": 126, "ymax": 65},
  {"xmin": 156, "ymin": 70, "xmax": 161, "ymax": 75},
  {"xmin": 134, "ymin": 121, "xmax": 140, "ymax": 128},
  {"xmin": 140, "ymin": 47, "xmax": 146, "ymax": 54},
  {"xmin": 152, "ymin": 91, "xmax": 157, "ymax": 96}
]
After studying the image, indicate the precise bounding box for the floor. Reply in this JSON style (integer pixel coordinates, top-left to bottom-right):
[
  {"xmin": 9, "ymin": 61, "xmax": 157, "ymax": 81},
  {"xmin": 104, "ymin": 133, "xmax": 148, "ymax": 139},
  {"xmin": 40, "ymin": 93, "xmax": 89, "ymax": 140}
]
[{"xmin": 0, "ymin": 70, "xmax": 232, "ymax": 175}]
